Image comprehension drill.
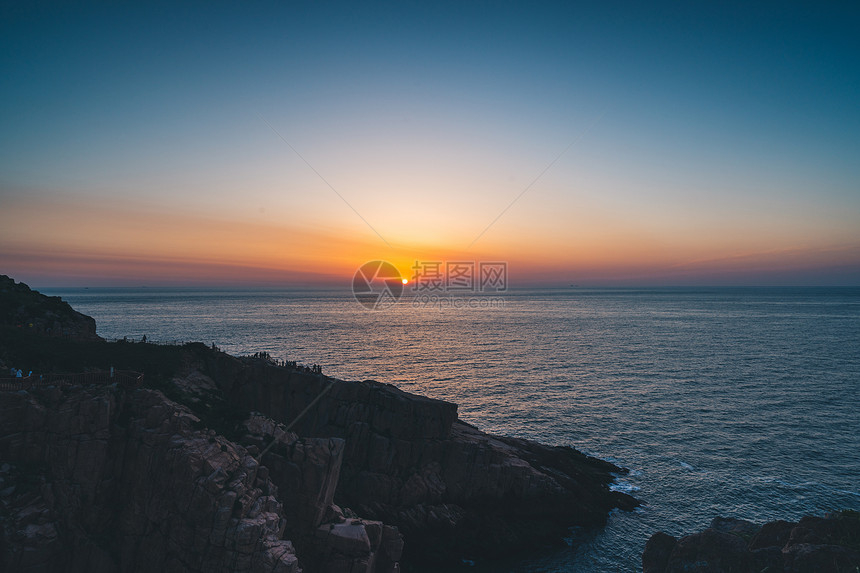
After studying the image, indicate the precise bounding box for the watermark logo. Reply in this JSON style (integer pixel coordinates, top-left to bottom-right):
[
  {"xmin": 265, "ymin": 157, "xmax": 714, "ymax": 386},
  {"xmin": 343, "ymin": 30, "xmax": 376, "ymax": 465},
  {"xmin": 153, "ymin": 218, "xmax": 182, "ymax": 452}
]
[
  {"xmin": 411, "ymin": 261, "xmax": 507, "ymax": 293},
  {"xmin": 352, "ymin": 260, "xmax": 406, "ymax": 310},
  {"xmin": 352, "ymin": 260, "xmax": 507, "ymax": 310}
]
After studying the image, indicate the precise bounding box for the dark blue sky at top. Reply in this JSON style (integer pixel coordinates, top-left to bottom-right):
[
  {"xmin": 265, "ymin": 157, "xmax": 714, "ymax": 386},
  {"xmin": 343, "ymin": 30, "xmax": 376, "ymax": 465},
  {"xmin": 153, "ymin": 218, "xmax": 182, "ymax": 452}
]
[{"xmin": 3, "ymin": 1, "xmax": 858, "ymax": 146}]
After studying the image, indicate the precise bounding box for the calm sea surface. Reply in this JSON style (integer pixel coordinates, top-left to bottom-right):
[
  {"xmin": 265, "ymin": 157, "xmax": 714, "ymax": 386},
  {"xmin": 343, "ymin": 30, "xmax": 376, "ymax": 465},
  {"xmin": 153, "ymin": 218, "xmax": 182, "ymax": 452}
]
[{"xmin": 44, "ymin": 287, "xmax": 860, "ymax": 571}]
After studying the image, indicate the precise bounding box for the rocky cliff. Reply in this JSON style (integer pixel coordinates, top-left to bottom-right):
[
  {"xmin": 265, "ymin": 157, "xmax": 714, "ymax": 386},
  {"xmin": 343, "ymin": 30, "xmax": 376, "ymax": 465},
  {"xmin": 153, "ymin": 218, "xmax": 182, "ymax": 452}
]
[
  {"xmin": 643, "ymin": 514, "xmax": 860, "ymax": 573},
  {"xmin": 0, "ymin": 277, "xmax": 639, "ymax": 571},
  {"xmin": 0, "ymin": 384, "xmax": 299, "ymax": 572},
  {"xmin": 0, "ymin": 275, "xmax": 98, "ymax": 341},
  {"xmin": 204, "ymin": 353, "xmax": 639, "ymax": 566}
]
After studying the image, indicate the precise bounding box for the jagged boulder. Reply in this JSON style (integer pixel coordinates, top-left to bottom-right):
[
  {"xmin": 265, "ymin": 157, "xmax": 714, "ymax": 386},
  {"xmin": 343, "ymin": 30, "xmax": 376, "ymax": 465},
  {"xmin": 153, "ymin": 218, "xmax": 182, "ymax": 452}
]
[{"xmin": 241, "ymin": 414, "xmax": 404, "ymax": 573}]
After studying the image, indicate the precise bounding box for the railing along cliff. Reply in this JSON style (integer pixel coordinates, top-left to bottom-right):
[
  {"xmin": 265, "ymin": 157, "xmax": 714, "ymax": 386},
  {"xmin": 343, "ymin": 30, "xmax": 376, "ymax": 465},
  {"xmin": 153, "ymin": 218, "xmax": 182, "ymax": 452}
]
[{"xmin": 0, "ymin": 370, "xmax": 143, "ymax": 392}]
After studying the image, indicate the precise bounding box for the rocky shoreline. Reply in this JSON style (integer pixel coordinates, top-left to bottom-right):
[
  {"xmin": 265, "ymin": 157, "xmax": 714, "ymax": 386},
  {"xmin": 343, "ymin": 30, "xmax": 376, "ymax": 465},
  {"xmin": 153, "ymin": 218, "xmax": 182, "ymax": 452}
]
[
  {"xmin": 643, "ymin": 514, "xmax": 860, "ymax": 572},
  {"xmin": 0, "ymin": 276, "xmax": 638, "ymax": 571}
]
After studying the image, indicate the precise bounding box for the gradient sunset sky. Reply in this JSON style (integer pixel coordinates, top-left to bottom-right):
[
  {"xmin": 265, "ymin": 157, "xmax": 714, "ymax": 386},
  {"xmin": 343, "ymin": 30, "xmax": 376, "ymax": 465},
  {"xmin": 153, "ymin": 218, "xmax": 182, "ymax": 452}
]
[{"xmin": 2, "ymin": 2, "xmax": 859, "ymax": 286}]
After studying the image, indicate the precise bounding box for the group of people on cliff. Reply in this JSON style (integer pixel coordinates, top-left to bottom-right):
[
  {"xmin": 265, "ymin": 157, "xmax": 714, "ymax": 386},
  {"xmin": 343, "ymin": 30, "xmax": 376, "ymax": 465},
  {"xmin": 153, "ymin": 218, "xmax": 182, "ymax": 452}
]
[
  {"xmin": 251, "ymin": 354, "xmax": 323, "ymax": 375},
  {"xmin": 119, "ymin": 335, "xmax": 147, "ymax": 343},
  {"xmin": 282, "ymin": 360, "xmax": 322, "ymax": 374},
  {"xmin": 7, "ymin": 367, "xmax": 31, "ymax": 379}
]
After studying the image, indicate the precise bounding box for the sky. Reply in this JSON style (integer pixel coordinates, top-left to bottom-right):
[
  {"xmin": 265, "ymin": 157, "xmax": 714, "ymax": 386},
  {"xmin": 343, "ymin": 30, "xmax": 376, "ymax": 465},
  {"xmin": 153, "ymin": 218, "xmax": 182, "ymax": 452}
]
[{"xmin": 1, "ymin": 1, "xmax": 859, "ymax": 287}]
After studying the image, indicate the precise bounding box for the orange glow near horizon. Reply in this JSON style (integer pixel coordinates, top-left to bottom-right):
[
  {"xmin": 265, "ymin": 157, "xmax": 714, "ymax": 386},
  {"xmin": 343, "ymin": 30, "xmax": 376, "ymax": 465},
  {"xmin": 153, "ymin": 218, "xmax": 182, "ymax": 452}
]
[{"xmin": 1, "ymin": 190, "xmax": 859, "ymax": 287}]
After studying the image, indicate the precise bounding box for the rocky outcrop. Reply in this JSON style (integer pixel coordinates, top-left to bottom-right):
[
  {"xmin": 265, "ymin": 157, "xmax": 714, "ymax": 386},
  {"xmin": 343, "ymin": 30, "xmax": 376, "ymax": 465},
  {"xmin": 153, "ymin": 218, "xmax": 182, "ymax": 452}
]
[
  {"xmin": 207, "ymin": 356, "xmax": 639, "ymax": 565},
  {"xmin": 0, "ymin": 384, "xmax": 299, "ymax": 572},
  {"xmin": 643, "ymin": 514, "xmax": 860, "ymax": 573},
  {"xmin": 240, "ymin": 414, "xmax": 403, "ymax": 573},
  {"xmin": 0, "ymin": 275, "xmax": 98, "ymax": 341},
  {"xmin": 0, "ymin": 278, "xmax": 639, "ymax": 571}
]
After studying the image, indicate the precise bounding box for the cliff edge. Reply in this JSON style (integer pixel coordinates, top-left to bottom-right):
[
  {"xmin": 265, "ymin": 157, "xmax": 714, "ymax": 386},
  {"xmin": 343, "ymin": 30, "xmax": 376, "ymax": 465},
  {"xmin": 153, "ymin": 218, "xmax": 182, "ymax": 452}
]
[{"xmin": 0, "ymin": 275, "xmax": 98, "ymax": 341}]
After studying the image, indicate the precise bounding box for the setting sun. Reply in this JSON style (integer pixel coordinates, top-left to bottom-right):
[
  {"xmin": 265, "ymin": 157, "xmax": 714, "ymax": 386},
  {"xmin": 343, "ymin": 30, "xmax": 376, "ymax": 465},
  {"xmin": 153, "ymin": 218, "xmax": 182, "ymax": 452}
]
[{"xmin": 401, "ymin": 278, "xmax": 409, "ymax": 285}]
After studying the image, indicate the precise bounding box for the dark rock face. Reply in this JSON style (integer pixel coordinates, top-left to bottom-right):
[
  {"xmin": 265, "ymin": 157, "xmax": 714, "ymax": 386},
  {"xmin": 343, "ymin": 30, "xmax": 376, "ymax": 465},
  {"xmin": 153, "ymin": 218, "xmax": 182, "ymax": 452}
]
[
  {"xmin": 0, "ymin": 275, "xmax": 99, "ymax": 341},
  {"xmin": 239, "ymin": 414, "xmax": 403, "ymax": 573},
  {"xmin": 666, "ymin": 528, "xmax": 752, "ymax": 572},
  {"xmin": 0, "ymin": 385, "xmax": 299, "ymax": 572},
  {"xmin": 748, "ymin": 519, "xmax": 795, "ymax": 550},
  {"xmin": 643, "ymin": 514, "xmax": 860, "ymax": 573},
  {"xmin": 211, "ymin": 356, "xmax": 639, "ymax": 565},
  {"xmin": 9, "ymin": 354, "xmax": 616, "ymax": 572},
  {"xmin": 643, "ymin": 531, "xmax": 677, "ymax": 573}
]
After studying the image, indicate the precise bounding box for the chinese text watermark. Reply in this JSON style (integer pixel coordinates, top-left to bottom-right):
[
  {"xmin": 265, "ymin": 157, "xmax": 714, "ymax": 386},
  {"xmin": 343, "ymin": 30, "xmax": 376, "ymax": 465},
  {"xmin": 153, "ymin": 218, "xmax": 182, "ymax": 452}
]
[{"xmin": 352, "ymin": 260, "xmax": 507, "ymax": 310}]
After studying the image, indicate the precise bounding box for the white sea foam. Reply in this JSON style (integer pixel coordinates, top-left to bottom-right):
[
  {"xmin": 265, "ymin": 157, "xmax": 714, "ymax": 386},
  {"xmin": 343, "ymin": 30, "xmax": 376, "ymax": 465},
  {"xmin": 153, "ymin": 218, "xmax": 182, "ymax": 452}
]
[{"xmin": 610, "ymin": 481, "xmax": 641, "ymax": 493}]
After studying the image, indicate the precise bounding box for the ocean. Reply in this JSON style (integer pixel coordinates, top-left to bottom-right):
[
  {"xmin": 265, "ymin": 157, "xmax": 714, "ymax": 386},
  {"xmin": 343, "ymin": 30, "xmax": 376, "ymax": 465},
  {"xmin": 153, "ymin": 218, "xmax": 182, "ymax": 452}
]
[{"xmin": 43, "ymin": 286, "xmax": 860, "ymax": 571}]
